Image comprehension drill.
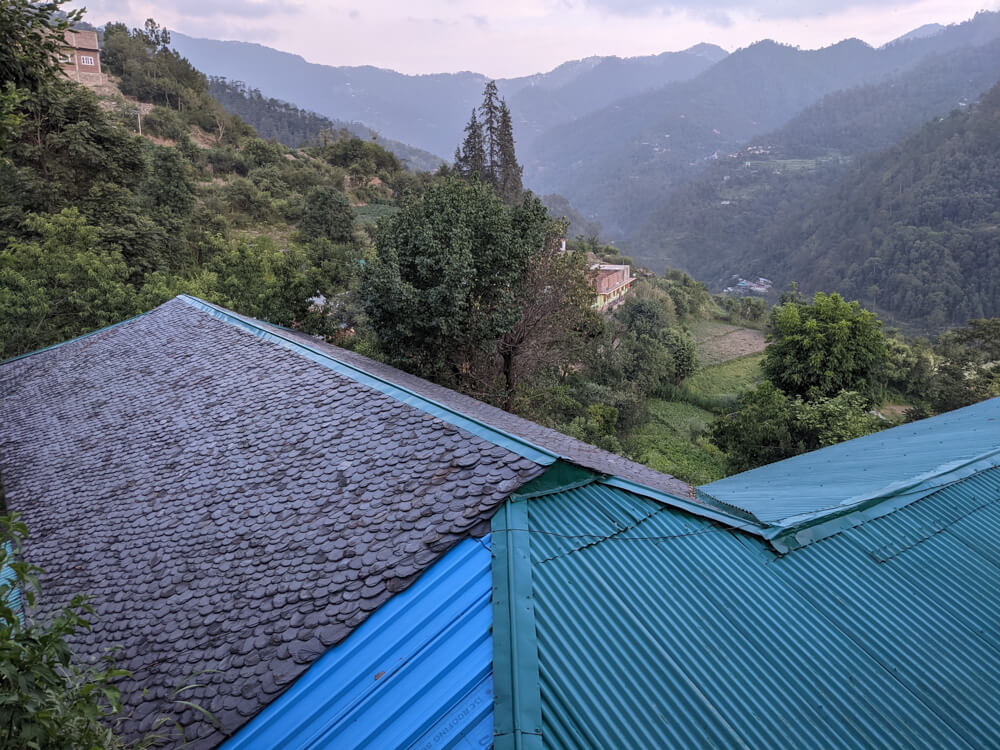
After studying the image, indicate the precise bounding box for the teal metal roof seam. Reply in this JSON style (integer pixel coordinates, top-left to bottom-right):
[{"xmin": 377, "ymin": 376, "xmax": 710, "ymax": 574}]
[
  {"xmin": 603, "ymin": 477, "xmax": 768, "ymax": 534},
  {"xmin": 178, "ymin": 295, "xmax": 557, "ymax": 466},
  {"xmin": 491, "ymin": 501, "xmax": 544, "ymax": 750},
  {"xmin": 0, "ymin": 309, "xmax": 154, "ymax": 366},
  {"xmin": 766, "ymin": 457, "xmax": 1000, "ymax": 553}
]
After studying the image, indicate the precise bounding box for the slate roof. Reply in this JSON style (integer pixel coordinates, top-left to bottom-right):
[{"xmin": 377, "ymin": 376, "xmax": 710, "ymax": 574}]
[
  {"xmin": 0, "ymin": 297, "xmax": 549, "ymax": 747},
  {"xmin": 236, "ymin": 306, "xmax": 692, "ymax": 499}
]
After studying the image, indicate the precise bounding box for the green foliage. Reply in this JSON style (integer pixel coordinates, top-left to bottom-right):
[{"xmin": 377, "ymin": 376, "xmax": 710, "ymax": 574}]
[
  {"xmin": 362, "ymin": 178, "xmax": 539, "ymax": 380},
  {"xmin": 764, "ymin": 292, "xmax": 889, "ymax": 405},
  {"xmin": 566, "ymin": 404, "xmax": 622, "ymax": 453},
  {"xmin": 625, "ymin": 400, "xmax": 728, "ymax": 485},
  {"xmin": 0, "ymin": 0, "xmax": 81, "ymax": 91},
  {"xmin": 0, "ymin": 514, "xmax": 129, "ymax": 749},
  {"xmin": 710, "ymin": 383, "xmax": 884, "ymax": 472},
  {"xmin": 0, "ymin": 210, "xmax": 136, "ymax": 359},
  {"xmin": 299, "ymin": 186, "xmax": 353, "ymax": 244}
]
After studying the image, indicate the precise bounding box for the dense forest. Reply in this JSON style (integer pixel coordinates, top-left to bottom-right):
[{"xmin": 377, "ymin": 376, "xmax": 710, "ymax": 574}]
[
  {"xmin": 207, "ymin": 77, "xmax": 444, "ymax": 171},
  {"xmin": 757, "ymin": 81, "xmax": 1000, "ymax": 331},
  {"xmin": 521, "ymin": 11, "xmax": 1000, "ymax": 239},
  {"xmin": 628, "ymin": 37, "xmax": 1000, "ymax": 332}
]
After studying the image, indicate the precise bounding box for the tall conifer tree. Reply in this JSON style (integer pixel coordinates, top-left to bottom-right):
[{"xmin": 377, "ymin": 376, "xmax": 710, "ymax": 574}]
[
  {"xmin": 479, "ymin": 80, "xmax": 502, "ymax": 187},
  {"xmin": 497, "ymin": 101, "xmax": 523, "ymax": 205},
  {"xmin": 455, "ymin": 109, "xmax": 486, "ymax": 181}
]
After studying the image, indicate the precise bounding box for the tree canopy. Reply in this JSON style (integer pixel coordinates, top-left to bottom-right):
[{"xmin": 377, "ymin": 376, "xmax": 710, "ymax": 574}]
[{"xmin": 764, "ymin": 292, "xmax": 889, "ymax": 405}]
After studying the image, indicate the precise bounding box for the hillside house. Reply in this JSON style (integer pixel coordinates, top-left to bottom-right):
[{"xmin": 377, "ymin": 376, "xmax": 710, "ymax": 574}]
[
  {"xmin": 59, "ymin": 29, "xmax": 102, "ymax": 81},
  {"xmin": 591, "ymin": 263, "xmax": 635, "ymax": 311},
  {"xmin": 3, "ymin": 296, "xmax": 1000, "ymax": 749}
]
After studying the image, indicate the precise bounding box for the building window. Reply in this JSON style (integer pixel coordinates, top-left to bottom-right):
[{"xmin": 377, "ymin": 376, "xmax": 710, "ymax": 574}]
[
  {"xmin": 80, "ymin": 55, "xmax": 95, "ymax": 66},
  {"xmin": 61, "ymin": 53, "xmax": 73, "ymax": 63}
]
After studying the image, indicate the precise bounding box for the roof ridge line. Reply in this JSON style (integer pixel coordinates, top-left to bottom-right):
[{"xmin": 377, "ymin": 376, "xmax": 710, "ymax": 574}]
[
  {"xmin": 765, "ymin": 451, "xmax": 1000, "ymax": 553},
  {"xmin": 0, "ymin": 309, "xmax": 153, "ymax": 367},
  {"xmin": 177, "ymin": 295, "xmax": 559, "ymax": 467}
]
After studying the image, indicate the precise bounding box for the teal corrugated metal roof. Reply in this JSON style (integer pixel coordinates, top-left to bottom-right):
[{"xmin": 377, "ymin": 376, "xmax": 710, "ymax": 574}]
[
  {"xmin": 492, "ymin": 468, "xmax": 1000, "ymax": 749},
  {"xmin": 700, "ymin": 398, "xmax": 1000, "ymax": 551},
  {"xmin": 223, "ymin": 536, "xmax": 495, "ymax": 750},
  {"xmin": 701, "ymin": 398, "xmax": 1000, "ymax": 524}
]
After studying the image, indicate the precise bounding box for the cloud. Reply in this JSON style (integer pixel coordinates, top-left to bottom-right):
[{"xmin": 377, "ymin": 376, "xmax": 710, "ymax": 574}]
[
  {"xmin": 163, "ymin": 0, "xmax": 302, "ymax": 19},
  {"xmin": 583, "ymin": 0, "xmax": 877, "ymax": 20}
]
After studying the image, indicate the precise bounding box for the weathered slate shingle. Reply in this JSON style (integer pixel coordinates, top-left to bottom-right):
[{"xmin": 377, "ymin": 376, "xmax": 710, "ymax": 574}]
[{"xmin": 0, "ymin": 298, "xmax": 544, "ymax": 747}]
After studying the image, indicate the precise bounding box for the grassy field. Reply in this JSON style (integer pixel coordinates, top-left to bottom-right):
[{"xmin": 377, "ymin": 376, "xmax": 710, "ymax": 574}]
[
  {"xmin": 626, "ymin": 400, "xmax": 728, "ymax": 485},
  {"xmin": 687, "ymin": 319, "xmax": 767, "ymax": 367},
  {"xmin": 353, "ymin": 204, "xmax": 400, "ymax": 223},
  {"xmin": 684, "ymin": 353, "xmax": 765, "ymax": 403},
  {"xmin": 623, "ymin": 323, "xmax": 767, "ymax": 485}
]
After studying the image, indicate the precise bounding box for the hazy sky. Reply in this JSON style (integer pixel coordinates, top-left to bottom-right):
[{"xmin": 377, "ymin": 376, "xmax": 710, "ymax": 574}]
[{"xmin": 72, "ymin": 0, "xmax": 998, "ymax": 77}]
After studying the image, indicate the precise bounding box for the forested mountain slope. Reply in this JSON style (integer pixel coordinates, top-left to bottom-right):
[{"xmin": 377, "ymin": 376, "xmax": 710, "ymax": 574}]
[
  {"xmin": 626, "ymin": 37, "xmax": 1000, "ymax": 289},
  {"xmin": 521, "ymin": 11, "xmax": 1000, "ymax": 239},
  {"xmin": 758, "ymin": 80, "xmax": 1000, "ymax": 331},
  {"xmin": 170, "ymin": 33, "xmax": 723, "ymax": 160},
  {"xmin": 207, "ymin": 78, "xmax": 444, "ymax": 170}
]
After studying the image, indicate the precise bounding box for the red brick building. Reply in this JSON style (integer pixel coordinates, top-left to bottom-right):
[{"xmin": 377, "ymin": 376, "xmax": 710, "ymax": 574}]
[
  {"xmin": 60, "ymin": 29, "xmax": 102, "ymax": 80},
  {"xmin": 592, "ymin": 263, "xmax": 636, "ymax": 311}
]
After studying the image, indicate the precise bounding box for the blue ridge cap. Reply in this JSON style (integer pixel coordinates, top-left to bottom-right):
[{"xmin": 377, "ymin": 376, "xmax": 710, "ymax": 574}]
[{"xmin": 178, "ymin": 295, "xmax": 558, "ymax": 467}]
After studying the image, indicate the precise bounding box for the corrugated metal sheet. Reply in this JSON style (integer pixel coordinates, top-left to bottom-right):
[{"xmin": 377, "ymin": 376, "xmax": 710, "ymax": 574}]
[
  {"xmin": 701, "ymin": 397, "xmax": 1000, "ymax": 526},
  {"xmin": 492, "ymin": 469, "xmax": 1000, "ymax": 749},
  {"xmin": 223, "ymin": 536, "xmax": 495, "ymax": 750}
]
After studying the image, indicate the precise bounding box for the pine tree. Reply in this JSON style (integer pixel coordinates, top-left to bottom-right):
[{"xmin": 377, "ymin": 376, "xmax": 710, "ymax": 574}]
[
  {"xmin": 479, "ymin": 80, "xmax": 502, "ymax": 188},
  {"xmin": 497, "ymin": 101, "xmax": 523, "ymax": 205},
  {"xmin": 455, "ymin": 109, "xmax": 486, "ymax": 181}
]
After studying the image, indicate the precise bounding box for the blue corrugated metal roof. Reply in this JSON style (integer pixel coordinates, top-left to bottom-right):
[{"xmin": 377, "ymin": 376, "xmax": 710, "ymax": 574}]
[
  {"xmin": 223, "ymin": 536, "xmax": 495, "ymax": 750},
  {"xmin": 492, "ymin": 467, "xmax": 1000, "ymax": 749},
  {"xmin": 1, "ymin": 542, "xmax": 23, "ymax": 624}
]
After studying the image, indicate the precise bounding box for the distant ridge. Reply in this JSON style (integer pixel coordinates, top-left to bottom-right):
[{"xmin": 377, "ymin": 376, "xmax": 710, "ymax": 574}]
[
  {"xmin": 169, "ymin": 32, "xmax": 724, "ymax": 162},
  {"xmin": 886, "ymin": 23, "xmax": 945, "ymax": 46}
]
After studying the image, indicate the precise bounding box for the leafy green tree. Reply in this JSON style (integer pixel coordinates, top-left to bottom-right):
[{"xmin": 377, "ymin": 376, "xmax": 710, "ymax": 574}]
[
  {"xmin": 662, "ymin": 328, "xmax": 697, "ymax": 384},
  {"xmin": 711, "ymin": 383, "xmax": 884, "ymax": 472},
  {"xmin": 764, "ymin": 292, "xmax": 889, "ymax": 406},
  {"xmin": 206, "ymin": 237, "xmax": 312, "ymax": 325},
  {"xmin": 0, "ymin": 514, "xmax": 129, "ymax": 749},
  {"xmin": 0, "ymin": 209, "xmax": 136, "ymax": 359},
  {"xmin": 566, "ymin": 404, "xmax": 622, "ymax": 453},
  {"xmin": 362, "ymin": 178, "xmax": 542, "ymax": 381},
  {"xmin": 0, "ymin": 0, "xmax": 81, "ymax": 91},
  {"xmin": 299, "ymin": 186, "xmax": 354, "ymax": 244}
]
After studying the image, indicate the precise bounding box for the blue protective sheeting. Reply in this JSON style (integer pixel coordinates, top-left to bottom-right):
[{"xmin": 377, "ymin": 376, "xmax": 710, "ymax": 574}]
[{"xmin": 223, "ymin": 537, "xmax": 494, "ymax": 750}]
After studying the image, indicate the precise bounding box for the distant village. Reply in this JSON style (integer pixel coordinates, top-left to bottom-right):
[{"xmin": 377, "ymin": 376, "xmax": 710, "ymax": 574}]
[{"xmin": 723, "ymin": 275, "xmax": 773, "ymax": 296}]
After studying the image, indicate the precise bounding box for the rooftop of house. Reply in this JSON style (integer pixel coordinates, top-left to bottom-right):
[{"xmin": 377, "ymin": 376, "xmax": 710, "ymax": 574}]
[
  {"xmin": 0, "ymin": 295, "xmax": 692, "ymax": 747},
  {"xmin": 491, "ymin": 451, "xmax": 1000, "ymax": 748},
  {"xmin": 63, "ymin": 29, "xmax": 100, "ymax": 51}
]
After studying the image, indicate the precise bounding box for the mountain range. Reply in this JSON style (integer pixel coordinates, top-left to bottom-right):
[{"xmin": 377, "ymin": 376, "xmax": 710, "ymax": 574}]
[
  {"xmin": 170, "ymin": 33, "xmax": 726, "ymax": 162},
  {"xmin": 172, "ymin": 11, "xmax": 1000, "ymax": 331}
]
